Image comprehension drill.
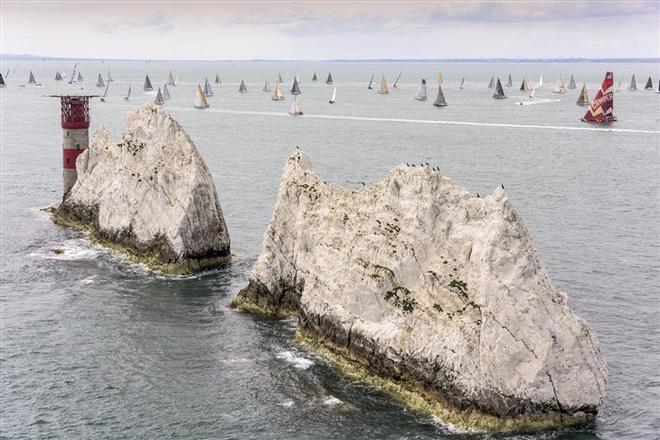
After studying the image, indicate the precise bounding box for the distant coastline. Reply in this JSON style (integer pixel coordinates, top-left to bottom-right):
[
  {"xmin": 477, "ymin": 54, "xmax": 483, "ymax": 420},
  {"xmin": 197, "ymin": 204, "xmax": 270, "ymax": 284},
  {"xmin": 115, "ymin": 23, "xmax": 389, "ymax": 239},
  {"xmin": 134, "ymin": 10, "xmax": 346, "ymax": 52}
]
[{"xmin": 1, "ymin": 53, "xmax": 659, "ymax": 64}]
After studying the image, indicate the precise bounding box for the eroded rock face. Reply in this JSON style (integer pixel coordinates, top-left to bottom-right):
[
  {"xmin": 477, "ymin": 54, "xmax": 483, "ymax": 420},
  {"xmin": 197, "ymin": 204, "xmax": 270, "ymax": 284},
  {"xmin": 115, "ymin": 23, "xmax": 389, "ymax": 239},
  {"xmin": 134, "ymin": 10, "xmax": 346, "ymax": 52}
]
[
  {"xmin": 57, "ymin": 105, "xmax": 230, "ymax": 273},
  {"xmin": 235, "ymin": 150, "xmax": 607, "ymax": 431}
]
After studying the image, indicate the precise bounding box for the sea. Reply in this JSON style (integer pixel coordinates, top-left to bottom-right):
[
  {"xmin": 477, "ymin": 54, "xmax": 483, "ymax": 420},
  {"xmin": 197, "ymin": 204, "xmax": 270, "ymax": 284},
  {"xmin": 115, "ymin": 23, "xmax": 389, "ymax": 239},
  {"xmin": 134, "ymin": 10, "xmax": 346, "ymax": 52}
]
[{"xmin": 1, "ymin": 60, "xmax": 659, "ymax": 439}]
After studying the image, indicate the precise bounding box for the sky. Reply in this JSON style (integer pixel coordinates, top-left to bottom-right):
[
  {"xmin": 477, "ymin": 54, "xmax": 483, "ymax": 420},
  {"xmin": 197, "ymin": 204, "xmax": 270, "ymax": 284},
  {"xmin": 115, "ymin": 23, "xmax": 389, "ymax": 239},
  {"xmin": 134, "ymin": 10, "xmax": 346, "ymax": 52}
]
[{"xmin": 1, "ymin": 1, "xmax": 659, "ymax": 60}]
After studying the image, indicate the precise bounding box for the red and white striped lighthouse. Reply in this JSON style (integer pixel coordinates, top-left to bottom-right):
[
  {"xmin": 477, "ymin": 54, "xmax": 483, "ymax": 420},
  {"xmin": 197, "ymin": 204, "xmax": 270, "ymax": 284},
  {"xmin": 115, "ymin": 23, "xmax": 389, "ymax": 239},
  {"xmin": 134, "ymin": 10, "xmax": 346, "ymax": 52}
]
[{"xmin": 50, "ymin": 95, "xmax": 96, "ymax": 196}]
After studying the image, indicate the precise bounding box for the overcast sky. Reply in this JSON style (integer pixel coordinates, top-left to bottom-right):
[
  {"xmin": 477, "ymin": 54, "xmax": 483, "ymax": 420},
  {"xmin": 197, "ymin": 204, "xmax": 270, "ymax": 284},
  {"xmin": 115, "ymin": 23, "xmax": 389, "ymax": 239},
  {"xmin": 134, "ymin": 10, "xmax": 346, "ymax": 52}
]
[{"xmin": 2, "ymin": 1, "xmax": 659, "ymax": 60}]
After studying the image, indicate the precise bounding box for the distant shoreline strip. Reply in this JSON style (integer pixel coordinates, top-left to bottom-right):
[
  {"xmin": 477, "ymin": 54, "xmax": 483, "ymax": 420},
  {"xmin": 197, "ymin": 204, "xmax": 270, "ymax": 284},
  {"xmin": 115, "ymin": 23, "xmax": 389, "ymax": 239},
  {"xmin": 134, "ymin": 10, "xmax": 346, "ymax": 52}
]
[{"xmin": 173, "ymin": 107, "xmax": 660, "ymax": 135}]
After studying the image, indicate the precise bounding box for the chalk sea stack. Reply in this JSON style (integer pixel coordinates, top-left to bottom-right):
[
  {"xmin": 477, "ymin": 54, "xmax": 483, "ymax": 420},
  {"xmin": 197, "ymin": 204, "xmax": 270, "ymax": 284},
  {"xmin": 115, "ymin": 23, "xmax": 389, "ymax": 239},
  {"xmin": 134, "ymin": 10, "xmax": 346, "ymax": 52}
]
[
  {"xmin": 55, "ymin": 105, "xmax": 230, "ymax": 274},
  {"xmin": 234, "ymin": 150, "xmax": 607, "ymax": 432}
]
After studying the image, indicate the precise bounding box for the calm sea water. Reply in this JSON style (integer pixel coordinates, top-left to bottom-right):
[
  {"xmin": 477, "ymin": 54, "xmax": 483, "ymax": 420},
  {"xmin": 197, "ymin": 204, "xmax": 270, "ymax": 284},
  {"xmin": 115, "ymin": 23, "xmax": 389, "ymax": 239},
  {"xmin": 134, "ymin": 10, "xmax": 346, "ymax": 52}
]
[{"xmin": 1, "ymin": 61, "xmax": 659, "ymax": 439}]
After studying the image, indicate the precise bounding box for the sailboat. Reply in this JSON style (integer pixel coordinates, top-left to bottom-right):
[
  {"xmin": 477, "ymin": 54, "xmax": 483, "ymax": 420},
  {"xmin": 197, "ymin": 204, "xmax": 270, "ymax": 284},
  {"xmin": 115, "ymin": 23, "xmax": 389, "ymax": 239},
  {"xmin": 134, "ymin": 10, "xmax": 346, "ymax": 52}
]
[
  {"xmin": 378, "ymin": 75, "xmax": 389, "ymax": 94},
  {"xmin": 124, "ymin": 85, "xmax": 131, "ymax": 101},
  {"xmin": 582, "ymin": 71, "xmax": 616, "ymax": 123},
  {"xmin": 393, "ymin": 72, "xmax": 402, "ymax": 88},
  {"xmin": 194, "ymin": 85, "xmax": 209, "ymax": 109},
  {"xmin": 657, "ymin": 80, "xmax": 660, "ymax": 94},
  {"xmin": 506, "ymin": 74, "xmax": 512, "ymax": 87},
  {"xmin": 644, "ymin": 76, "xmax": 653, "ymax": 90},
  {"xmin": 459, "ymin": 77, "xmax": 465, "ymax": 89},
  {"xmin": 492, "ymin": 78, "xmax": 507, "ymax": 99},
  {"xmin": 433, "ymin": 85, "xmax": 447, "ymax": 107},
  {"xmin": 215, "ymin": 73, "xmax": 221, "ymax": 84},
  {"xmin": 272, "ymin": 81, "xmax": 284, "ymax": 100},
  {"xmin": 163, "ymin": 84, "xmax": 171, "ymax": 100},
  {"xmin": 289, "ymin": 96, "xmax": 303, "ymax": 115},
  {"xmin": 263, "ymin": 80, "xmax": 271, "ymax": 92},
  {"xmin": 204, "ymin": 78, "xmax": 214, "ymax": 97},
  {"xmin": 414, "ymin": 79, "xmax": 428, "ymax": 101},
  {"xmin": 154, "ymin": 88, "xmax": 165, "ymax": 105},
  {"xmin": 568, "ymin": 74, "xmax": 576, "ymax": 89},
  {"xmin": 537, "ymin": 75, "xmax": 543, "ymax": 89},
  {"xmin": 167, "ymin": 71, "xmax": 177, "ymax": 86},
  {"xmin": 77, "ymin": 71, "xmax": 83, "ymax": 82},
  {"xmin": 326, "ymin": 72, "xmax": 333, "ymax": 85},
  {"xmin": 488, "ymin": 76, "xmax": 495, "ymax": 88},
  {"xmin": 552, "ymin": 75, "xmax": 566, "ymax": 93},
  {"xmin": 54, "ymin": 71, "xmax": 63, "ymax": 81},
  {"xmin": 576, "ymin": 84, "xmax": 589, "ymax": 106},
  {"xmin": 529, "ymin": 86, "xmax": 537, "ymax": 99},
  {"xmin": 520, "ymin": 78, "xmax": 530, "ymax": 92},
  {"xmin": 437, "ymin": 73, "xmax": 443, "ymax": 84},
  {"xmin": 312, "ymin": 73, "xmax": 318, "ymax": 81},
  {"xmin": 628, "ymin": 74, "xmax": 637, "ymax": 91},
  {"xmin": 144, "ymin": 75, "xmax": 153, "ymax": 91},
  {"xmin": 0, "ymin": 73, "xmax": 6, "ymax": 88},
  {"xmin": 291, "ymin": 76, "xmax": 302, "ymax": 95},
  {"xmin": 367, "ymin": 74, "xmax": 375, "ymax": 89},
  {"xmin": 329, "ymin": 86, "xmax": 336, "ymax": 104},
  {"xmin": 96, "ymin": 73, "xmax": 105, "ymax": 88},
  {"xmin": 100, "ymin": 82, "xmax": 110, "ymax": 102},
  {"xmin": 278, "ymin": 73, "xmax": 283, "ymax": 83},
  {"xmin": 107, "ymin": 72, "xmax": 114, "ymax": 82},
  {"xmin": 238, "ymin": 80, "xmax": 248, "ymax": 93}
]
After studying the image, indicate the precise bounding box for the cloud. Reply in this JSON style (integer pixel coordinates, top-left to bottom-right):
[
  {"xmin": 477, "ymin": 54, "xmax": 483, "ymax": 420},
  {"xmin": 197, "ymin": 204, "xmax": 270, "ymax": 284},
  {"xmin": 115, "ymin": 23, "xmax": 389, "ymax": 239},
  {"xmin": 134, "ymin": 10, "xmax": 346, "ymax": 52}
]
[{"xmin": 95, "ymin": 12, "xmax": 174, "ymax": 35}]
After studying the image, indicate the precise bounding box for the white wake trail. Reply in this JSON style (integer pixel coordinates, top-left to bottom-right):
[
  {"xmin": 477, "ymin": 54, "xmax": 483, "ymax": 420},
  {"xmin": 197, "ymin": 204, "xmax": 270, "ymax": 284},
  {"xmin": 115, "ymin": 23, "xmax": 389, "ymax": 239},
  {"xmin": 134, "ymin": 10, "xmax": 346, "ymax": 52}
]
[{"xmin": 170, "ymin": 107, "xmax": 660, "ymax": 135}]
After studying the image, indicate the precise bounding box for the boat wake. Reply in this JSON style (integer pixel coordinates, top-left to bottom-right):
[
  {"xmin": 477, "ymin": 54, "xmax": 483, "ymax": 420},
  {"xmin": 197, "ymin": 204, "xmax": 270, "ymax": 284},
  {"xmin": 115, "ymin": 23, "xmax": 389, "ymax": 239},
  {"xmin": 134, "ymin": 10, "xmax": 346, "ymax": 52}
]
[
  {"xmin": 169, "ymin": 107, "xmax": 659, "ymax": 134},
  {"xmin": 515, "ymin": 98, "xmax": 561, "ymax": 106}
]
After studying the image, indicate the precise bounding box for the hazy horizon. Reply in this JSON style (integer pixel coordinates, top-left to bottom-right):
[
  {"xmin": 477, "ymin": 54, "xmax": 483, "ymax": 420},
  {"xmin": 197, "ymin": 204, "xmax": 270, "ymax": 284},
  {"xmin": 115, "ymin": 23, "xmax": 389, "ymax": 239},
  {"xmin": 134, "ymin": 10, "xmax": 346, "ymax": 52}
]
[{"xmin": 2, "ymin": 1, "xmax": 659, "ymax": 61}]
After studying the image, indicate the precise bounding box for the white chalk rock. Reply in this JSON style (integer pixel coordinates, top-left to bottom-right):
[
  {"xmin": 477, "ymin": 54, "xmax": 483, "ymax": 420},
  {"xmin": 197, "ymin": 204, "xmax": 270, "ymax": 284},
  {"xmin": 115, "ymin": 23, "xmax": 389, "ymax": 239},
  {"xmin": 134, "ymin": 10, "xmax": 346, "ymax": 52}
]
[
  {"xmin": 235, "ymin": 150, "xmax": 606, "ymax": 431},
  {"xmin": 59, "ymin": 105, "xmax": 230, "ymax": 273}
]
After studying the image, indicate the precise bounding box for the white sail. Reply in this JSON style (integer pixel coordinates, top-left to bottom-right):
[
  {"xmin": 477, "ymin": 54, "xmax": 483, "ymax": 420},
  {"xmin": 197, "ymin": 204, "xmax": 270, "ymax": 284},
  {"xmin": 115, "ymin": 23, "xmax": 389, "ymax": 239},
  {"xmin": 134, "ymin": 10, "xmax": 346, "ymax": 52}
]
[
  {"xmin": 96, "ymin": 73, "xmax": 105, "ymax": 88},
  {"xmin": 194, "ymin": 85, "xmax": 209, "ymax": 108},
  {"xmin": 124, "ymin": 85, "xmax": 131, "ymax": 101},
  {"xmin": 488, "ymin": 76, "xmax": 495, "ymax": 88},
  {"xmin": 272, "ymin": 82, "xmax": 284, "ymax": 100},
  {"xmin": 167, "ymin": 71, "xmax": 176, "ymax": 86},
  {"xmin": 54, "ymin": 71, "xmax": 63, "ymax": 81},
  {"xmin": 576, "ymin": 84, "xmax": 589, "ymax": 106},
  {"xmin": 107, "ymin": 72, "xmax": 113, "ymax": 82},
  {"xmin": 239, "ymin": 80, "xmax": 248, "ymax": 93},
  {"xmin": 102, "ymin": 82, "xmax": 110, "ymax": 98},
  {"xmin": 460, "ymin": 77, "xmax": 465, "ymax": 89},
  {"xmin": 553, "ymin": 75, "xmax": 566, "ymax": 93},
  {"xmin": 144, "ymin": 75, "xmax": 153, "ymax": 91},
  {"xmin": 368, "ymin": 74, "xmax": 374, "ymax": 89},
  {"xmin": 263, "ymin": 80, "xmax": 271, "ymax": 92},
  {"xmin": 378, "ymin": 75, "xmax": 389, "ymax": 94},
  {"xmin": 204, "ymin": 78, "xmax": 214, "ymax": 97},
  {"xmin": 529, "ymin": 86, "xmax": 537, "ymax": 98},
  {"xmin": 414, "ymin": 79, "xmax": 428, "ymax": 101},
  {"xmin": 329, "ymin": 86, "xmax": 336, "ymax": 104},
  {"xmin": 538, "ymin": 75, "xmax": 543, "ymax": 88},
  {"xmin": 215, "ymin": 73, "xmax": 221, "ymax": 84},
  {"xmin": 163, "ymin": 84, "xmax": 171, "ymax": 100},
  {"xmin": 289, "ymin": 96, "xmax": 303, "ymax": 115},
  {"xmin": 154, "ymin": 87, "xmax": 165, "ymax": 105},
  {"xmin": 437, "ymin": 73, "xmax": 443, "ymax": 84},
  {"xmin": 77, "ymin": 71, "xmax": 83, "ymax": 82}
]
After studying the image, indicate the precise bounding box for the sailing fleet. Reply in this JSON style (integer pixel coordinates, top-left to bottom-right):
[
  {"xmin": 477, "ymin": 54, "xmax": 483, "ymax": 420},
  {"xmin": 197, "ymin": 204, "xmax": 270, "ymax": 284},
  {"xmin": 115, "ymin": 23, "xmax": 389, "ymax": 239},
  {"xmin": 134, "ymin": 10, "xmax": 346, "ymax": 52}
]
[{"xmin": 3, "ymin": 66, "xmax": 657, "ymax": 123}]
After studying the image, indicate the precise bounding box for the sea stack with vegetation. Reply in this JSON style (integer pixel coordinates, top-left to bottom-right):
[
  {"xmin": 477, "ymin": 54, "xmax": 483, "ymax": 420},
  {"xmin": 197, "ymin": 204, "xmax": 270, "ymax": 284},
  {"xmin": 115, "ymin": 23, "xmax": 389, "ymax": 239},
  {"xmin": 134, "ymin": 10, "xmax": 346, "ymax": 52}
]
[
  {"xmin": 54, "ymin": 105, "xmax": 230, "ymax": 274},
  {"xmin": 233, "ymin": 149, "xmax": 607, "ymax": 432}
]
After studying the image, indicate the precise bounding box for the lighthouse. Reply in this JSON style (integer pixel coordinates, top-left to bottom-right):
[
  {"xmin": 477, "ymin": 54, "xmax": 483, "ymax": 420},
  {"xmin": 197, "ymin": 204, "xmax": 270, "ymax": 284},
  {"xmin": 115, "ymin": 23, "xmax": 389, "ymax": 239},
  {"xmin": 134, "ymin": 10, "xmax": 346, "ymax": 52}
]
[{"xmin": 49, "ymin": 95, "xmax": 96, "ymax": 196}]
